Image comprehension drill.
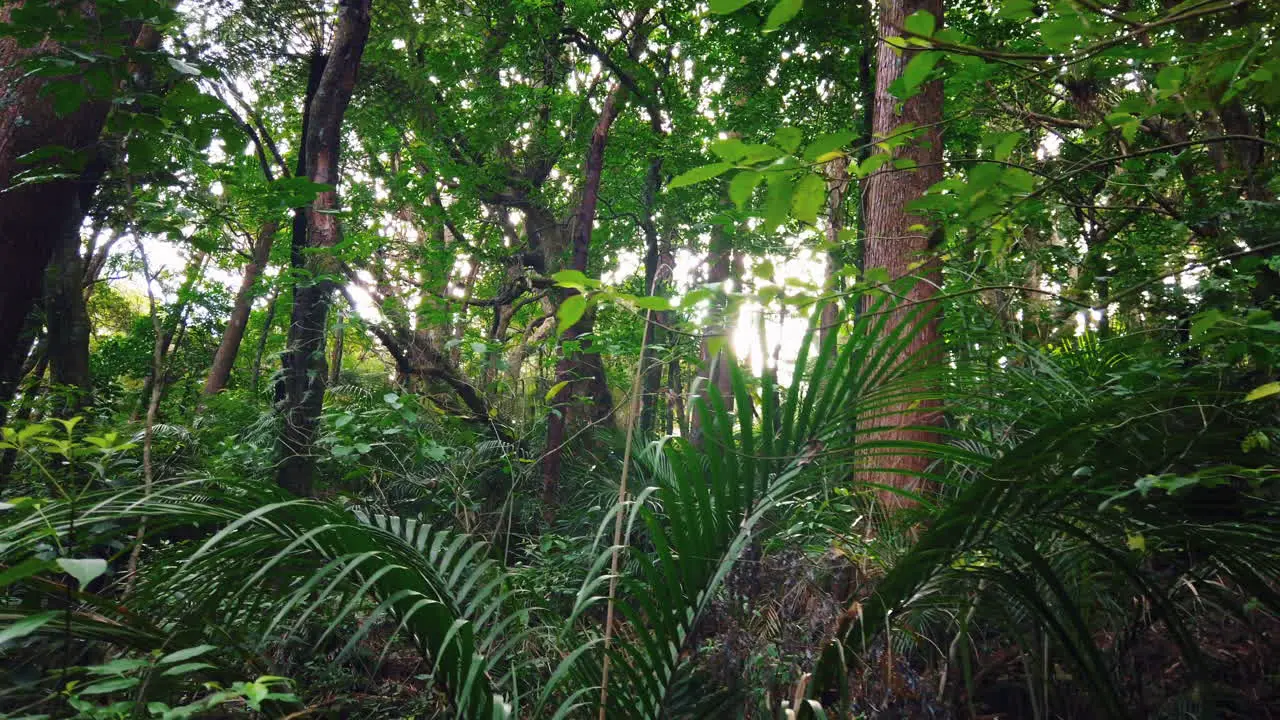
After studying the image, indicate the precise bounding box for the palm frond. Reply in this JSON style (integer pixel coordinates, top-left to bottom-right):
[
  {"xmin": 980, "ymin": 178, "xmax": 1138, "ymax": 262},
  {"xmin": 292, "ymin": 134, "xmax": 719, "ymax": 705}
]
[{"xmin": 0, "ymin": 480, "xmax": 516, "ymax": 719}]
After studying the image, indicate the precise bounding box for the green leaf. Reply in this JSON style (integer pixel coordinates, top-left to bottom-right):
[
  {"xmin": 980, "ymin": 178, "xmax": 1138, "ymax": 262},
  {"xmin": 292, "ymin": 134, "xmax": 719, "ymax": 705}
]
[
  {"xmin": 633, "ymin": 295, "xmax": 672, "ymax": 311},
  {"xmin": 161, "ymin": 662, "xmax": 216, "ymax": 677},
  {"xmin": 993, "ymin": 132, "xmax": 1022, "ymax": 161},
  {"xmin": 903, "ymin": 9, "xmax": 936, "ymax": 37},
  {"xmin": 551, "ymin": 269, "xmax": 591, "ymax": 289},
  {"xmin": 0, "ymin": 557, "xmax": 52, "ymax": 590},
  {"xmin": 1190, "ymin": 309, "xmax": 1224, "ymax": 342},
  {"xmin": 710, "ymin": 0, "xmax": 754, "ymax": 13},
  {"xmin": 0, "ymin": 611, "xmax": 58, "ymax": 645},
  {"xmin": 1155, "ymin": 66, "xmax": 1185, "ymax": 93},
  {"xmin": 1245, "ymin": 382, "xmax": 1280, "ymax": 402},
  {"xmin": 998, "ymin": 0, "xmax": 1035, "ymax": 20},
  {"xmin": 1040, "ymin": 17, "xmax": 1077, "ymax": 51},
  {"xmin": 48, "ymin": 82, "xmax": 86, "ymax": 117},
  {"xmin": 764, "ymin": 0, "xmax": 803, "ymax": 30},
  {"xmin": 791, "ymin": 173, "xmax": 826, "ymax": 225},
  {"xmin": 56, "ymin": 558, "xmax": 107, "ymax": 589},
  {"xmin": 545, "ymin": 380, "xmax": 570, "ymax": 402},
  {"xmin": 710, "ymin": 138, "xmax": 748, "ymax": 162},
  {"xmin": 160, "ymin": 645, "xmax": 217, "ymax": 665},
  {"xmin": 1001, "ymin": 167, "xmax": 1036, "ymax": 192},
  {"xmin": 668, "ymin": 162, "xmax": 733, "ymax": 188},
  {"xmin": 739, "ymin": 144, "xmax": 785, "ymax": 164},
  {"xmin": 166, "ymin": 56, "xmax": 201, "ymax": 76},
  {"xmin": 729, "ymin": 170, "xmax": 764, "ymax": 209},
  {"xmin": 895, "ymin": 51, "xmax": 942, "ymax": 97},
  {"xmin": 556, "ymin": 294, "xmax": 588, "ymax": 335},
  {"xmin": 79, "ymin": 677, "xmax": 140, "ymax": 695},
  {"xmin": 772, "ymin": 126, "xmax": 804, "ymax": 153},
  {"xmin": 763, "ymin": 174, "xmax": 794, "ymax": 233},
  {"xmin": 858, "ymin": 153, "xmax": 892, "ymax": 177},
  {"xmin": 88, "ymin": 658, "xmax": 150, "ymax": 675},
  {"xmin": 802, "ymin": 130, "xmax": 857, "ymax": 162}
]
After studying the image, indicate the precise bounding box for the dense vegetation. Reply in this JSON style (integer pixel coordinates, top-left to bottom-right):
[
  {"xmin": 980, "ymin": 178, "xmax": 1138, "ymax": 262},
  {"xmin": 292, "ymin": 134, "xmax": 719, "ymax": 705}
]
[{"xmin": 1, "ymin": 0, "xmax": 1277, "ymax": 717}]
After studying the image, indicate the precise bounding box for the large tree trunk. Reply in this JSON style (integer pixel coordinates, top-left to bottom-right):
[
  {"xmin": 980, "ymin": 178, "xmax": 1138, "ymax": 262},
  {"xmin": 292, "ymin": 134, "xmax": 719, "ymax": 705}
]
[
  {"xmin": 204, "ymin": 221, "xmax": 279, "ymax": 395},
  {"xmin": 690, "ymin": 212, "xmax": 735, "ymax": 446},
  {"xmin": 44, "ymin": 209, "xmax": 94, "ymax": 415},
  {"xmin": 858, "ymin": 0, "xmax": 945, "ymax": 510},
  {"xmin": 0, "ymin": 1, "xmax": 129, "ymax": 364},
  {"xmin": 275, "ymin": 0, "xmax": 373, "ymax": 497},
  {"xmin": 541, "ymin": 83, "xmax": 625, "ymax": 515}
]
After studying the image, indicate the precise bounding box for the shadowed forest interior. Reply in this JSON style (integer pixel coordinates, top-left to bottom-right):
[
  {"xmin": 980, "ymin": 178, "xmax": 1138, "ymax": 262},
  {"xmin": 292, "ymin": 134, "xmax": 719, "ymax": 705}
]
[{"xmin": 0, "ymin": 0, "xmax": 1278, "ymax": 717}]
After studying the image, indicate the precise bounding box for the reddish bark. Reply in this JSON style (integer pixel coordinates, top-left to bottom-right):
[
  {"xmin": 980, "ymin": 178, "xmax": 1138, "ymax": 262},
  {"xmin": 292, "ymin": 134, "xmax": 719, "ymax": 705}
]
[
  {"xmin": 858, "ymin": 0, "xmax": 946, "ymax": 510},
  {"xmin": 541, "ymin": 83, "xmax": 626, "ymax": 514},
  {"xmin": 203, "ymin": 221, "xmax": 279, "ymax": 395},
  {"xmin": 0, "ymin": 1, "xmax": 126, "ymax": 365},
  {"xmin": 276, "ymin": 0, "xmax": 373, "ymax": 497}
]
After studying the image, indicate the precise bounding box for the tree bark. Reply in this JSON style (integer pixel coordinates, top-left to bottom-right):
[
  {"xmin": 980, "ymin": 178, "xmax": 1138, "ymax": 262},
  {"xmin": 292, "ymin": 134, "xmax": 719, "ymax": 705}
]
[
  {"xmin": 204, "ymin": 221, "xmax": 279, "ymax": 395},
  {"xmin": 133, "ymin": 252, "xmax": 206, "ymax": 420},
  {"xmin": 0, "ymin": 1, "xmax": 130, "ymax": 365},
  {"xmin": 541, "ymin": 82, "xmax": 626, "ymax": 515},
  {"xmin": 250, "ymin": 288, "xmax": 279, "ymax": 396},
  {"xmin": 43, "ymin": 210, "xmax": 94, "ymax": 415},
  {"xmin": 820, "ymin": 156, "xmax": 851, "ymax": 347},
  {"xmin": 275, "ymin": 0, "xmax": 373, "ymax": 497},
  {"xmin": 329, "ymin": 307, "xmax": 344, "ymax": 385},
  {"xmin": 691, "ymin": 210, "xmax": 736, "ymax": 446},
  {"xmin": 0, "ymin": 308, "xmax": 43, "ymax": 429},
  {"xmin": 637, "ymin": 106, "xmax": 669, "ymax": 434},
  {"xmin": 858, "ymin": 0, "xmax": 946, "ymax": 510}
]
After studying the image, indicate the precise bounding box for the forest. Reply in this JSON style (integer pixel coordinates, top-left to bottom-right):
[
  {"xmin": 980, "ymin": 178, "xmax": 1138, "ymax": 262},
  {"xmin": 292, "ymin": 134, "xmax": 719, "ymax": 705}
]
[{"xmin": 0, "ymin": 0, "xmax": 1277, "ymax": 717}]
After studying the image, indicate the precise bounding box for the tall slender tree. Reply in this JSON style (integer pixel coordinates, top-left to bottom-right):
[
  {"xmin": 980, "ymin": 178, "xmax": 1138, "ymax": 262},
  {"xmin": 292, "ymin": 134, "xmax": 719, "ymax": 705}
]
[{"xmin": 275, "ymin": 0, "xmax": 374, "ymax": 497}]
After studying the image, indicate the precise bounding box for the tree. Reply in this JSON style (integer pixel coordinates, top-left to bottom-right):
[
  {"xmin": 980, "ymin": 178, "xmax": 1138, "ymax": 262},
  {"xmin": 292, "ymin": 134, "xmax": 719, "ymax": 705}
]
[
  {"xmin": 858, "ymin": 0, "xmax": 946, "ymax": 510},
  {"xmin": 0, "ymin": 1, "xmax": 138, "ymax": 380},
  {"xmin": 275, "ymin": 0, "xmax": 374, "ymax": 497}
]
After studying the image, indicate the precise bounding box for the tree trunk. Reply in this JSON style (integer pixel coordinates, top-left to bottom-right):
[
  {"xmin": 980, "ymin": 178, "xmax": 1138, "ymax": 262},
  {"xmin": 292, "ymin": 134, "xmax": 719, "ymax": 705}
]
[
  {"xmin": 275, "ymin": 0, "xmax": 373, "ymax": 497},
  {"xmin": 204, "ymin": 221, "xmax": 279, "ymax": 395},
  {"xmin": 820, "ymin": 156, "xmax": 850, "ymax": 347},
  {"xmin": 0, "ymin": 1, "xmax": 130, "ymax": 364},
  {"xmin": 0, "ymin": 345, "xmax": 46, "ymax": 485},
  {"xmin": 541, "ymin": 83, "xmax": 626, "ymax": 516},
  {"xmin": 250, "ymin": 288, "xmax": 279, "ymax": 396},
  {"xmin": 0, "ymin": 309, "xmax": 43, "ymax": 429},
  {"xmin": 134, "ymin": 252, "xmax": 206, "ymax": 420},
  {"xmin": 858, "ymin": 0, "xmax": 945, "ymax": 510},
  {"xmin": 638, "ymin": 141, "xmax": 668, "ymax": 434},
  {"xmin": 691, "ymin": 211, "xmax": 735, "ymax": 446},
  {"xmin": 44, "ymin": 213, "xmax": 93, "ymax": 415},
  {"xmin": 290, "ymin": 51, "xmax": 330, "ymax": 270},
  {"xmin": 329, "ymin": 307, "xmax": 344, "ymax": 385}
]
